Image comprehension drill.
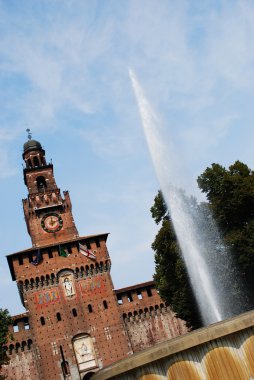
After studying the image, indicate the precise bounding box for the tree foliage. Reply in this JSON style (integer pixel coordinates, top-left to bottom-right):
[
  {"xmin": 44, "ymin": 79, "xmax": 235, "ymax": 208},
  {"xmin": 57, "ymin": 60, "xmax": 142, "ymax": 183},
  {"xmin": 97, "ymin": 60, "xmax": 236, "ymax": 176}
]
[
  {"xmin": 151, "ymin": 191, "xmax": 202, "ymax": 329},
  {"xmin": 151, "ymin": 160, "xmax": 254, "ymax": 329},
  {"xmin": 197, "ymin": 160, "xmax": 254, "ymax": 306},
  {"xmin": 0, "ymin": 309, "xmax": 12, "ymax": 380}
]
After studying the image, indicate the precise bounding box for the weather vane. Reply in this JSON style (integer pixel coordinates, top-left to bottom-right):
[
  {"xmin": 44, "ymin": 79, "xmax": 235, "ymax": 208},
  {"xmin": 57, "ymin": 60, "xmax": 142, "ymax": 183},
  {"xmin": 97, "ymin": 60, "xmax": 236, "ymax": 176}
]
[{"xmin": 26, "ymin": 128, "xmax": 32, "ymax": 140}]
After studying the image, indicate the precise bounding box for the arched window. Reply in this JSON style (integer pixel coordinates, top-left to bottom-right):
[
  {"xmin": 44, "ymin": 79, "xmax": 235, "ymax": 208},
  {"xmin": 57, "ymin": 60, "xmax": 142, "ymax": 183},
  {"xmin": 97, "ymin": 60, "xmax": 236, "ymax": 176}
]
[
  {"xmin": 88, "ymin": 304, "xmax": 93, "ymax": 313},
  {"xmin": 15, "ymin": 342, "xmax": 20, "ymax": 353},
  {"xmin": 33, "ymin": 156, "xmax": 40, "ymax": 167},
  {"xmin": 40, "ymin": 316, "xmax": 45, "ymax": 326},
  {"xmin": 35, "ymin": 277, "xmax": 40, "ymax": 288},
  {"xmin": 56, "ymin": 312, "xmax": 61, "ymax": 321},
  {"xmin": 46, "ymin": 274, "xmax": 50, "ymax": 285},
  {"xmin": 72, "ymin": 308, "xmax": 77, "ymax": 317},
  {"xmin": 36, "ymin": 176, "xmax": 47, "ymax": 192},
  {"xmin": 9, "ymin": 344, "xmax": 14, "ymax": 355},
  {"xmin": 21, "ymin": 341, "xmax": 27, "ymax": 351}
]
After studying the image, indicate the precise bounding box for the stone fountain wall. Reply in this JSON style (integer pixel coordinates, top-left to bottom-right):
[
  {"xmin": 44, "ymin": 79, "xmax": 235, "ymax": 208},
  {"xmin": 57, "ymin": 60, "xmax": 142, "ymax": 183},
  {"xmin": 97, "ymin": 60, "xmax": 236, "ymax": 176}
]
[{"xmin": 92, "ymin": 309, "xmax": 254, "ymax": 380}]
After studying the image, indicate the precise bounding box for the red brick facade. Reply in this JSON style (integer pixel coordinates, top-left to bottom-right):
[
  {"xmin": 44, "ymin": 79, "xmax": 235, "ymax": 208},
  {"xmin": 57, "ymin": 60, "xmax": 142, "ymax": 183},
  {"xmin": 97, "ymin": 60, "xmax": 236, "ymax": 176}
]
[{"xmin": 2, "ymin": 139, "xmax": 187, "ymax": 380}]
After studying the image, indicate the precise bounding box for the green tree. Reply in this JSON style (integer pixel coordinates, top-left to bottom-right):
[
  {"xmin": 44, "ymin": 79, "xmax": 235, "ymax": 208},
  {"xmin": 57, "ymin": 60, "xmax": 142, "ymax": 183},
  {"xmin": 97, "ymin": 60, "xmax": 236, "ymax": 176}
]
[
  {"xmin": 0, "ymin": 309, "xmax": 12, "ymax": 380},
  {"xmin": 197, "ymin": 160, "xmax": 254, "ymax": 307},
  {"xmin": 151, "ymin": 191, "xmax": 202, "ymax": 329}
]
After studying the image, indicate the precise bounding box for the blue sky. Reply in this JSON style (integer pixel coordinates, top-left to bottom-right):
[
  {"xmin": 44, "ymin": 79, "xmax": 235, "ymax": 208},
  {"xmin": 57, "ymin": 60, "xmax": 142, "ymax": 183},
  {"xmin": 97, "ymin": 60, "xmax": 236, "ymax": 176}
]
[{"xmin": 1, "ymin": 0, "xmax": 254, "ymax": 315}]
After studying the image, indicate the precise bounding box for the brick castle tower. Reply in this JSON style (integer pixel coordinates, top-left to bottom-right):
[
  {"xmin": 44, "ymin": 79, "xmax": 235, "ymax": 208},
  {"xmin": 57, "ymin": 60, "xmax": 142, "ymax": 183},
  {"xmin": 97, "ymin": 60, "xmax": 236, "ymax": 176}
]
[{"xmin": 3, "ymin": 137, "xmax": 187, "ymax": 380}]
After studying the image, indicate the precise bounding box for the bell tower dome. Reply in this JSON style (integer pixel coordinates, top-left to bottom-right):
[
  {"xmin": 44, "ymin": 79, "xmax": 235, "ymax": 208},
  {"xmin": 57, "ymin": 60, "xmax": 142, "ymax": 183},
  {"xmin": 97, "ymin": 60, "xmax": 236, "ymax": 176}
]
[{"xmin": 22, "ymin": 131, "xmax": 78, "ymax": 247}]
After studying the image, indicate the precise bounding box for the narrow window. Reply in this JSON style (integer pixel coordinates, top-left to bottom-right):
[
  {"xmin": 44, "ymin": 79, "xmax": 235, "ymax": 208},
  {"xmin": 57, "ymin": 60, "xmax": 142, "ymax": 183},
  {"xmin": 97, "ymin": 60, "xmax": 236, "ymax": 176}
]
[
  {"xmin": 72, "ymin": 308, "xmax": 77, "ymax": 317},
  {"xmin": 146, "ymin": 287, "xmax": 152, "ymax": 297},
  {"xmin": 127, "ymin": 292, "xmax": 133, "ymax": 302},
  {"xmin": 13, "ymin": 325, "xmax": 19, "ymax": 333},
  {"xmin": 40, "ymin": 316, "xmax": 45, "ymax": 326},
  {"xmin": 95, "ymin": 239, "xmax": 101, "ymax": 248},
  {"xmin": 103, "ymin": 300, "xmax": 108, "ymax": 309},
  {"xmin": 36, "ymin": 176, "xmax": 47, "ymax": 191},
  {"xmin": 67, "ymin": 245, "xmax": 72, "ymax": 254},
  {"xmin": 117, "ymin": 295, "xmax": 123, "ymax": 305},
  {"xmin": 24, "ymin": 317, "xmax": 30, "ymax": 330},
  {"xmin": 56, "ymin": 312, "xmax": 61, "ymax": 321},
  {"xmin": 18, "ymin": 256, "xmax": 23, "ymax": 265},
  {"xmin": 48, "ymin": 248, "xmax": 53, "ymax": 258},
  {"xmin": 88, "ymin": 304, "xmax": 93, "ymax": 313},
  {"xmin": 137, "ymin": 290, "xmax": 143, "ymax": 300}
]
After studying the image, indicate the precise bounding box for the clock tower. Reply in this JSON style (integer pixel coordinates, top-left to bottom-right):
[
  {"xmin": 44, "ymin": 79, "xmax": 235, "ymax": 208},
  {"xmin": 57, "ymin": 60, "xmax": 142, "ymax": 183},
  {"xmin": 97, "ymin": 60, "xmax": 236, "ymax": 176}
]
[
  {"xmin": 3, "ymin": 135, "xmax": 188, "ymax": 380},
  {"xmin": 22, "ymin": 136, "xmax": 78, "ymax": 247},
  {"xmin": 5, "ymin": 135, "xmax": 133, "ymax": 380}
]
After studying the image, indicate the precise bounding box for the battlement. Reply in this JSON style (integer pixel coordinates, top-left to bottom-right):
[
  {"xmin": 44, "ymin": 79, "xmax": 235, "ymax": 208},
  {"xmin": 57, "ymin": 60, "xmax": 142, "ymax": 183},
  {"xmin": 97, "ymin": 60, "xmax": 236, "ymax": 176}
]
[{"xmin": 6, "ymin": 233, "xmax": 109, "ymax": 281}]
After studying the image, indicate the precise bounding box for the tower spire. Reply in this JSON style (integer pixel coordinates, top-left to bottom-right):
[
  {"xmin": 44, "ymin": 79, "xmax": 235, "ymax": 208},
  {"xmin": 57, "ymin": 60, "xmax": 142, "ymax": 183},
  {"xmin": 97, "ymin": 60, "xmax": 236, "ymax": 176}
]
[{"xmin": 26, "ymin": 128, "xmax": 32, "ymax": 140}]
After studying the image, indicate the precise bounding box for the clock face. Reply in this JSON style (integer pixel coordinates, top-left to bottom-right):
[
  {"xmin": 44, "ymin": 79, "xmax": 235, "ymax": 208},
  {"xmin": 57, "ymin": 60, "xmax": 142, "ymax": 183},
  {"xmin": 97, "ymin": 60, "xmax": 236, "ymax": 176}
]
[{"xmin": 41, "ymin": 213, "xmax": 63, "ymax": 233}]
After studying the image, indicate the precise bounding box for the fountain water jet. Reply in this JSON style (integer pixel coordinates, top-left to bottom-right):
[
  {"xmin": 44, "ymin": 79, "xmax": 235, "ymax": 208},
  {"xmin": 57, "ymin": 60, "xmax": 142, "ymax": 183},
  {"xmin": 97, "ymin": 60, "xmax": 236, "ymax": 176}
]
[{"xmin": 129, "ymin": 68, "xmax": 227, "ymax": 325}]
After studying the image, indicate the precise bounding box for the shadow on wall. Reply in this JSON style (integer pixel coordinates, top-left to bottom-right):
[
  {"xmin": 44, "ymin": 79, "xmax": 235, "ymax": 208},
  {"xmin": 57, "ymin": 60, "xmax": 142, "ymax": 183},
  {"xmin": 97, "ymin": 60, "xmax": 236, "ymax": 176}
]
[{"xmin": 83, "ymin": 372, "xmax": 95, "ymax": 379}]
